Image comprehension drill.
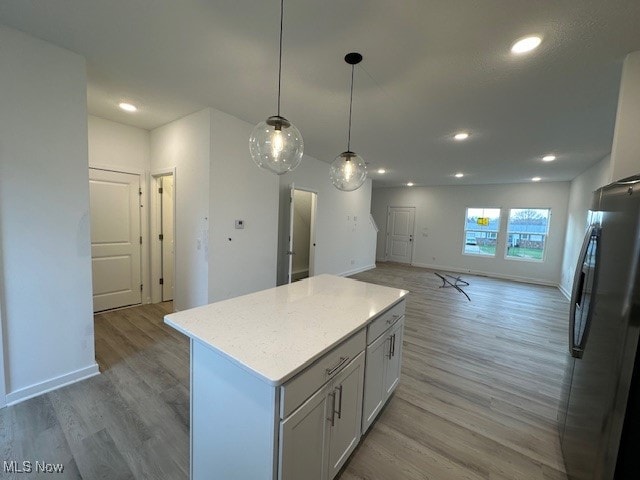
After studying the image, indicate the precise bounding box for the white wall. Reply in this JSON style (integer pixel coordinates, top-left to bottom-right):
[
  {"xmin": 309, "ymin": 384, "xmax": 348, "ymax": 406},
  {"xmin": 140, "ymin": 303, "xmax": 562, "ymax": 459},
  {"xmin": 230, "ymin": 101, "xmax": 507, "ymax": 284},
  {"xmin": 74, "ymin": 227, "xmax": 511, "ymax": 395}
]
[
  {"xmin": 0, "ymin": 26, "xmax": 98, "ymax": 405},
  {"xmin": 88, "ymin": 115, "xmax": 153, "ymax": 303},
  {"xmin": 208, "ymin": 110, "xmax": 279, "ymax": 302},
  {"xmin": 610, "ymin": 51, "xmax": 640, "ymax": 182},
  {"xmin": 559, "ymin": 156, "xmax": 612, "ymax": 297},
  {"xmin": 151, "ymin": 109, "xmax": 211, "ymax": 311},
  {"xmin": 88, "ymin": 115, "xmax": 150, "ymax": 172},
  {"xmin": 277, "ymin": 157, "xmax": 377, "ymax": 285},
  {"xmin": 372, "ymin": 182, "xmax": 571, "ymax": 285}
]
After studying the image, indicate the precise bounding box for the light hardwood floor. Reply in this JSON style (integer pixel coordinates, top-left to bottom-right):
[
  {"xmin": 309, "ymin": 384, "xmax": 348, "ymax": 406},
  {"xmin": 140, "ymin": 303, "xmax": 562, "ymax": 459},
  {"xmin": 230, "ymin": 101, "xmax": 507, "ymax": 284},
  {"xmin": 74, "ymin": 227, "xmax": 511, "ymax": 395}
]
[{"xmin": 0, "ymin": 263, "xmax": 569, "ymax": 479}]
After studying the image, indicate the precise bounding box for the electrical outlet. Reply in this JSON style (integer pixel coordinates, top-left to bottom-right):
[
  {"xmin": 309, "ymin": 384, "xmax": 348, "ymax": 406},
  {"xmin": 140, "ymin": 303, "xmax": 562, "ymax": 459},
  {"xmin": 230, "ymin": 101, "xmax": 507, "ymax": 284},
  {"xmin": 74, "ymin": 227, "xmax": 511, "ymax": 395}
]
[{"xmin": 235, "ymin": 219, "xmax": 244, "ymax": 229}]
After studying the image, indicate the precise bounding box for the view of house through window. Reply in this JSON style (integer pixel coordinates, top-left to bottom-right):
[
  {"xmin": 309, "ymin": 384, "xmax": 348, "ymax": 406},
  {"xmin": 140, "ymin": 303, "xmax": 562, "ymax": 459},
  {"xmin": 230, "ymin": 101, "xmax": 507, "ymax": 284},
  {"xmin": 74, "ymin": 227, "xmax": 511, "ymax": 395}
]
[
  {"xmin": 506, "ymin": 208, "xmax": 551, "ymax": 261},
  {"xmin": 463, "ymin": 208, "xmax": 501, "ymax": 256}
]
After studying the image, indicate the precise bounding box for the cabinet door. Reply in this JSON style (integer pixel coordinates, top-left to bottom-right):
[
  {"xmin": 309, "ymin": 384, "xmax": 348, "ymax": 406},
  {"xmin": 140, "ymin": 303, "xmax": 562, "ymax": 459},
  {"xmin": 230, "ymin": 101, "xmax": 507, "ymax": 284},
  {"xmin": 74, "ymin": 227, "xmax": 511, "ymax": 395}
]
[
  {"xmin": 361, "ymin": 332, "xmax": 390, "ymax": 433},
  {"xmin": 384, "ymin": 317, "xmax": 404, "ymax": 398},
  {"xmin": 327, "ymin": 351, "xmax": 365, "ymax": 479},
  {"xmin": 279, "ymin": 382, "xmax": 331, "ymax": 480}
]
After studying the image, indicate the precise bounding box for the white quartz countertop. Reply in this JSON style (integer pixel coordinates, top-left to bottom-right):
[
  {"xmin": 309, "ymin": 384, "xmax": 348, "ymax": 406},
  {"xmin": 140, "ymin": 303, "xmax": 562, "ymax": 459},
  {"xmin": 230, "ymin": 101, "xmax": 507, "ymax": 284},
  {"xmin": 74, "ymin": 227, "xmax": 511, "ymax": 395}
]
[{"xmin": 164, "ymin": 274, "xmax": 408, "ymax": 386}]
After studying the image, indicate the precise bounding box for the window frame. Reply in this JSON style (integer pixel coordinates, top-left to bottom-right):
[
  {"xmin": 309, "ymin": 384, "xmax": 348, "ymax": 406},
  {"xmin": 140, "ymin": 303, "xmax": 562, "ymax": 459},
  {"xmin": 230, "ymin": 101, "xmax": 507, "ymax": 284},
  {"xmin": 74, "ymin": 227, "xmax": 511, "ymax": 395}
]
[
  {"xmin": 462, "ymin": 207, "xmax": 502, "ymax": 258},
  {"xmin": 504, "ymin": 208, "xmax": 551, "ymax": 263}
]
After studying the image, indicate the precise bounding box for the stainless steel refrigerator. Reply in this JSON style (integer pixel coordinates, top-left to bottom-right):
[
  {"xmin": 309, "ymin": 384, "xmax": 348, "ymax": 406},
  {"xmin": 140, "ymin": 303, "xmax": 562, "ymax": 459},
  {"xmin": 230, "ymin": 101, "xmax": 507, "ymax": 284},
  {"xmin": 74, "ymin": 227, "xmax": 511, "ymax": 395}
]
[{"xmin": 559, "ymin": 175, "xmax": 640, "ymax": 479}]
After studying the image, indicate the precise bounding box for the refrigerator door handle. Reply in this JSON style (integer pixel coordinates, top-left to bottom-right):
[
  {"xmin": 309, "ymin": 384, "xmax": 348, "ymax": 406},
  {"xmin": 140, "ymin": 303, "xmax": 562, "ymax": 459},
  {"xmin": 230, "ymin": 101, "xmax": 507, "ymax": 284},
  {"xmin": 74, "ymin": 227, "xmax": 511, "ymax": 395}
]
[
  {"xmin": 569, "ymin": 224, "xmax": 600, "ymax": 358},
  {"xmin": 569, "ymin": 224, "xmax": 601, "ymax": 358}
]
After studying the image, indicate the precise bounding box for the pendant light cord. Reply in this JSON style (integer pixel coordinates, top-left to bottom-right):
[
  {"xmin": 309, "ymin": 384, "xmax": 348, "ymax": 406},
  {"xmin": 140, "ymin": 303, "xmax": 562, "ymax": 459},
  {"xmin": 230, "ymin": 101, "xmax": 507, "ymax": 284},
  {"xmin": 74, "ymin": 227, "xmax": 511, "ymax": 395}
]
[
  {"xmin": 347, "ymin": 64, "xmax": 354, "ymax": 151},
  {"xmin": 277, "ymin": 0, "xmax": 284, "ymax": 117}
]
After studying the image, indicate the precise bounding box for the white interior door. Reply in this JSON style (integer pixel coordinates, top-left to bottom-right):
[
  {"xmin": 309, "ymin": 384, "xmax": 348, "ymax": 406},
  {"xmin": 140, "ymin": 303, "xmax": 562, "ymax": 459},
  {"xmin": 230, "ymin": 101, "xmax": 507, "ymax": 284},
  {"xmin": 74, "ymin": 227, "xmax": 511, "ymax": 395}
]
[
  {"xmin": 161, "ymin": 175, "xmax": 174, "ymax": 301},
  {"xmin": 287, "ymin": 184, "xmax": 295, "ymax": 284},
  {"xmin": 386, "ymin": 207, "xmax": 415, "ymax": 264},
  {"xmin": 89, "ymin": 169, "xmax": 142, "ymax": 312}
]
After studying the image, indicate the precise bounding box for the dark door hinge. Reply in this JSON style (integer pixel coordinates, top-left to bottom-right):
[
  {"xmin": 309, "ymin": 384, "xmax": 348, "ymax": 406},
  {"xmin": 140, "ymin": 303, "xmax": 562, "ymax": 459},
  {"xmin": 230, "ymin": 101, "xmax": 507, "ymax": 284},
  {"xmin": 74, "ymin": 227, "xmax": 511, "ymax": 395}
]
[
  {"xmin": 159, "ymin": 234, "xmax": 164, "ymax": 241},
  {"xmin": 159, "ymin": 278, "xmax": 164, "ymax": 285},
  {"xmin": 139, "ymin": 188, "xmax": 142, "ymax": 195},
  {"xmin": 140, "ymin": 284, "xmax": 143, "ymax": 291},
  {"xmin": 158, "ymin": 187, "xmax": 163, "ymax": 194},
  {"xmin": 139, "ymin": 236, "xmax": 142, "ymax": 245}
]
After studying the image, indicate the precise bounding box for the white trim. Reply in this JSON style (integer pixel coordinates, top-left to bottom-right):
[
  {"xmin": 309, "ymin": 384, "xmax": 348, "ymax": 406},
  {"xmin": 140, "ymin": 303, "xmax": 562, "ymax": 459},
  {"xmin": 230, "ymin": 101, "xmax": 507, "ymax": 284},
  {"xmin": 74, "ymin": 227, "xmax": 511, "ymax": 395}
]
[
  {"xmin": 6, "ymin": 363, "xmax": 100, "ymax": 406},
  {"xmin": 385, "ymin": 206, "xmax": 416, "ymax": 264},
  {"xmin": 558, "ymin": 283, "xmax": 571, "ymax": 300},
  {"xmin": 339, "ymin": 264, "xmax": 376, "ymax": 277},
  {"xmin": 89, "ymin": 164, "xmax": 146, "ymax": 176},
  {"xmin": 410, "ymin": 261, "xmax": 558, "ymax": 287},
  {"xmin": 89, "ymin": 166, "xmax": 151, "ymax": 305},
  {"xmin": 150, "ymin": 168, "xmax": 177, "ymax": 305},
  {"xmin": 0, "ymin": 297, "xmax": 6, "ymax": 408}
]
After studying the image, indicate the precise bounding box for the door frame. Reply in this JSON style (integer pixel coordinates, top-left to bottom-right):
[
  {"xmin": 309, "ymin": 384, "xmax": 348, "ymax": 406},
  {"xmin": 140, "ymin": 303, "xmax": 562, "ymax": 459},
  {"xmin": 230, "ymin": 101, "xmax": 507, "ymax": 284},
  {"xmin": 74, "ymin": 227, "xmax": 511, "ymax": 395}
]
[
  {"xmin": 150, "ymin": 168, "xmax": 177, "ymax": 305},
  {"xmin": 287, "ymin": 185, "xmax": 318, "ymax": 283},
  {"xmin": 385, "ymin": 206, "xmax": 416, "ymax": 264},
  {"xmin": 0, "ymin": 291, "xmax": 6, "ymax": 408},
  {"xmin": 89, "ymin": 165, "xmax": 148, "ymax": 306}
]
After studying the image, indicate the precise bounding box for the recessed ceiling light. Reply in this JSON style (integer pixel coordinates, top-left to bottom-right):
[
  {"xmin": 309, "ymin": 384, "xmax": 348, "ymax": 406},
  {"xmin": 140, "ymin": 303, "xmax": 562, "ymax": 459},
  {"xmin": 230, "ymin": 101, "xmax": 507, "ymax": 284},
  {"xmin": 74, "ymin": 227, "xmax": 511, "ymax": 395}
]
[
  {"xmin": 455, "ymin": 172, "xmax": 464, "ymax": 178},
  {"xmin": 377, "ymin": 169, "xmax": 386, "ymax": 174},
  {"xmin": 542, "ymin": 155, "xmax": 556, "ymax": 162},
  {"xmin": 119, "ymin": 102, "xmax": 137, "ymax": 112},
  {"xmin": 454, "ymin": 132, "xmax": 470, "ymax": 141},
  {"xmin": 511, "ymin": 36, "xmax": 542, "ymax": 54},
  {"xmin": 532, "ymin": 177, "xmax": 541, "ymax": 182},
  {"xmin": 406, "ymin": 182, "xmax": 414, "ymax": 187}
]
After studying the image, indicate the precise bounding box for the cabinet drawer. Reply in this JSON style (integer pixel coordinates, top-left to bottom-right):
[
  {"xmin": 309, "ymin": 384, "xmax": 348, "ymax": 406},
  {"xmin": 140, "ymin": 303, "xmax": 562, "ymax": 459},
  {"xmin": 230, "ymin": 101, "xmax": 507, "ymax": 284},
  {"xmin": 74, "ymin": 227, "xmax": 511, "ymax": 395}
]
[
  {"xmin": 280, "ymin": 329, "xmax": 366, "ymax": 419},
  {"xmin": 366, "ymin": 300, "xmax": 405, "ymax": 344}
]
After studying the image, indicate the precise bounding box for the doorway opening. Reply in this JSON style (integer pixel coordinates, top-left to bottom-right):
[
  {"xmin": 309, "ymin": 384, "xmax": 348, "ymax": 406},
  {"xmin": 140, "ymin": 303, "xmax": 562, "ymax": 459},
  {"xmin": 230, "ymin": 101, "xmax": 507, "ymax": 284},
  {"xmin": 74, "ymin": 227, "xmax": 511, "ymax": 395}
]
[
  {"xmin": 288, "ymin": 187, "xmax": 318, "ymax": 283},
  {"xmin": 151, "ymin": 172, "xmax": 175, "ymax": 304},
  {"xmin": 89, "ymin": 168, "xmax": 143, "ymax": 312},
  {"xmin": 385, "ymin": 206, "xmax": 416, "ymax": 264}
]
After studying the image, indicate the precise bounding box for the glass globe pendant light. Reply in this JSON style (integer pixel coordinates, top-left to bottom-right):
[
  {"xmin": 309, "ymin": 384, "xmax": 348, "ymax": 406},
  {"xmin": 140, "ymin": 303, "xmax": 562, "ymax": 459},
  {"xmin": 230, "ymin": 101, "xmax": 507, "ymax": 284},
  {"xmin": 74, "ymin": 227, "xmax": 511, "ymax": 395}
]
[
  {"xmin": 249, "ymin": 0, "xmax": 303, "ymax": 175},
  {"xmin": 330, "ymin": 52, "xmax": 367, "ymax": 191}
]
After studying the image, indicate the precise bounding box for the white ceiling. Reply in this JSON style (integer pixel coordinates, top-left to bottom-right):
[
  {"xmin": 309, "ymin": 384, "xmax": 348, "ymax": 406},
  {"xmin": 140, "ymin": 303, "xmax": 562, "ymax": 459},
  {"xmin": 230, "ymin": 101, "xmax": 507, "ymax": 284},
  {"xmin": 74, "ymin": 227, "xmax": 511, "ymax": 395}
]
[{"xmin": 2, "ymin": 0, "xmax": 640, "ymax": 187}]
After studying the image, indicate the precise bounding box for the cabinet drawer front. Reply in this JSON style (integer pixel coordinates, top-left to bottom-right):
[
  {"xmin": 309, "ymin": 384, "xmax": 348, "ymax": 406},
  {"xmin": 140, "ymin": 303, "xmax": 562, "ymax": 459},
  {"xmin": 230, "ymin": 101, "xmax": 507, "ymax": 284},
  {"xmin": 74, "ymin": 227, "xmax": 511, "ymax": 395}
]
[
  {"xmin": 366, "ymin": 300, "xmax": 405, "ymax": 344},
  {"xmin": 280, "ymin": 330, "xmax": 366, "ymax": 419}
]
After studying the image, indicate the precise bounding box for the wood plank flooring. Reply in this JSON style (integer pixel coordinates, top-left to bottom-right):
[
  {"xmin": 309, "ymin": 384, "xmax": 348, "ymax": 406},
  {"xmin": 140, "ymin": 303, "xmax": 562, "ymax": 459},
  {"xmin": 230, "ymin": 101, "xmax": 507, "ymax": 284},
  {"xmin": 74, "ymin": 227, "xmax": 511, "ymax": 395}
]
[
  {"xmin": 0, "ymin": 263, "xmax": 570, "ymax": 479},
  {"xmin": 343, "ymin": 263, "xmax": 569, "ymax": 480}
]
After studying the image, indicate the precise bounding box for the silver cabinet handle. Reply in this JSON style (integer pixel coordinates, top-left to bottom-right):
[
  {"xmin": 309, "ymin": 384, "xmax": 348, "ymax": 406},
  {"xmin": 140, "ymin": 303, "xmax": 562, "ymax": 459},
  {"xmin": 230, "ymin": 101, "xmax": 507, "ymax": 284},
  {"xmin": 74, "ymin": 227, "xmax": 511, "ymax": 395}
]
[
  {"xmin": 387, "ymin": 336, "xmax": 393, "ymax": 358},
  {"xmin": 335, "ymin": 385, "xmax": 343, "ymax": 419},
  {"xmin": 327, "ymin": 391, "xmax": 336, "ymax": 426},
  {"xmin": 391, "ymin": 333, "xmax": 396, "ymax": 357},
  {"xmin": 386, "ymin": 313, "xmax": 401, "ymax": 324},
  {"xmin": 326, "ymin": 356, "xmax": 349, "ymax": 376}
]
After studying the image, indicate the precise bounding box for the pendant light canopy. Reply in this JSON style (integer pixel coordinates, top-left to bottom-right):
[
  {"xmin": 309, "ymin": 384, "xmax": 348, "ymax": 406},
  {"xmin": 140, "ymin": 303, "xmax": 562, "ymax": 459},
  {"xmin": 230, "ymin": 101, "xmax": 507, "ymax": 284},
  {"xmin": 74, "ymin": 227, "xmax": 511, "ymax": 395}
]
[
  {"xmin": 330, "ymin": 52, "xmax": 367, "ymax": 192},
  {"xmin": 249, "ymin": 0, "xmax": 303, "ymax": 175}
]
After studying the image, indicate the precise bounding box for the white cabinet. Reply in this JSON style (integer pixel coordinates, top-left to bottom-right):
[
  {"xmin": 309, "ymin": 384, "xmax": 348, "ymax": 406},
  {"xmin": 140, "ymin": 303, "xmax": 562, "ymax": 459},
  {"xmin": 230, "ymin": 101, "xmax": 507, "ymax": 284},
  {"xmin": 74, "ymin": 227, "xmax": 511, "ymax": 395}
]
[
  {"xmin": 384, "ymin": 318, "xmax": 404, "ymax": 397},
  {"xmin": 279, "ymin": 351, "xmax": 365, "ymax": 480},
  {"xmin": 362, "ymin": 316, "xmax": 405, "ymax": 433}
]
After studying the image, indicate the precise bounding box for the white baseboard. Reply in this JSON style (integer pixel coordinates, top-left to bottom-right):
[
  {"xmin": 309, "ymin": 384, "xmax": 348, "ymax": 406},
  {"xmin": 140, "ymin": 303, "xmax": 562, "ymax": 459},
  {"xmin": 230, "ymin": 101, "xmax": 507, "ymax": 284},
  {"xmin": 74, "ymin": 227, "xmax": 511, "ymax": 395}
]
[
  {"xmin": 6, "ymin": 363, "xmax": 100, "ymax": 406},
  {"xmin": 340, "ymin": 264, "xmax": 376, "ymax": 277},
  {"xmin": 410, "ymin": 262, "xmax": 558, "ymax": 287},
  {"xmin": 558, "ymin": 284, "xmax": 571, "ymax": 300}
]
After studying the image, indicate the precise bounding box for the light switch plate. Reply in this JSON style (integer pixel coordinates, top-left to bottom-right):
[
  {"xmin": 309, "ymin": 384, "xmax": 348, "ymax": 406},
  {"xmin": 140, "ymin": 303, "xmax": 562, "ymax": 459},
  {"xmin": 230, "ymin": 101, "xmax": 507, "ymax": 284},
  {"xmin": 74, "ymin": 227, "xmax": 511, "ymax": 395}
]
[{"xmin": 235, "ymin": 220, "xmax": 244, "ymax": 229}]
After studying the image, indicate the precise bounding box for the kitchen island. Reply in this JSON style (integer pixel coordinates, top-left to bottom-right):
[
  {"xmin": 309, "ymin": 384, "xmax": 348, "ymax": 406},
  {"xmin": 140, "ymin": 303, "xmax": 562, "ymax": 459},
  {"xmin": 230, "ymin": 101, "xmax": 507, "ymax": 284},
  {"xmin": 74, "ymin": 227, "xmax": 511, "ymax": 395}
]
[{"xmin": 165, "ymin": 274, "xmax": 408, "ymax": 480}]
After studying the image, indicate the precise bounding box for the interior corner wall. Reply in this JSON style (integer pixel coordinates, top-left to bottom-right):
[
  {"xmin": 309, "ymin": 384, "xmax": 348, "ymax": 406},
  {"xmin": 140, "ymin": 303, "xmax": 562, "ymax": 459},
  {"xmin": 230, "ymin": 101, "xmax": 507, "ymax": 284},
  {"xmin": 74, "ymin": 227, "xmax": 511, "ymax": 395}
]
[
  {"xmin": 371, "ymin": 182, "xmax": 571, "ymax": 286},
  {"xmin": 0, "ymin": 26, "xmax": 98, "ymax": 404},
  {"xmin": 559, "ymin": 155, "xmax": 612, "ymax": 297},
  {"xmin": 88, "ymin": 115, "xmax": 152, "ymax": 303},
  {"xmin": 150, "ymin": 109, "xmax": 211, "ymax": 311},
  {"xmin": 277, "ymin": 156, "xmax": 377, "ymax": 285},
  {"xmin": 208, "ymin": 110, "xmax": 279, "ymax": 302},
  {"xmin": 610, "ymin": 51, "xmax": 640, "ymax": 182}
]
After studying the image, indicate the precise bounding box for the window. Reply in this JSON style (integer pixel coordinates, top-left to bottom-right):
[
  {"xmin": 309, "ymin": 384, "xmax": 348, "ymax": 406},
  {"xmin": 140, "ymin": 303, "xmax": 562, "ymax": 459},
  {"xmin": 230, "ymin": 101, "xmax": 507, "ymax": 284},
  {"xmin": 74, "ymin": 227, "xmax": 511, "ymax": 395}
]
[
  {"xmin": 463, "ymin": 208, "xmax": 501, "ymax": 256},
  {"xmin": 506, "ymin": 208, "xmax": 550, "ymax": 261}
]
